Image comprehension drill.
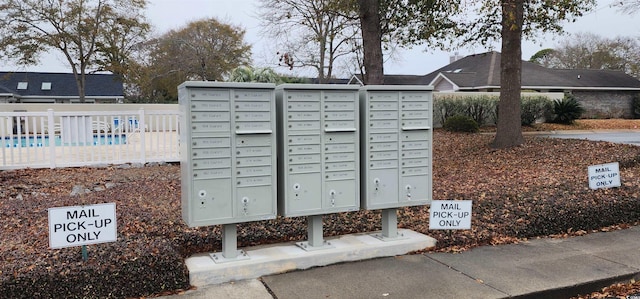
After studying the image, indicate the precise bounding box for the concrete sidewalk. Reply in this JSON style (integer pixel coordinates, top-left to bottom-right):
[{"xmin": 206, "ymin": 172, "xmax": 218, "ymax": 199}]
[{"xmin": 163, "ymin": 225, "xmax": 640, "ymax": 299}]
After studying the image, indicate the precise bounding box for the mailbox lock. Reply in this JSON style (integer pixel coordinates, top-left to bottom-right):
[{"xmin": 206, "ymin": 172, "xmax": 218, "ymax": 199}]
[
  {"xmin": 198, "ymin": 190, "xmax": 207, "ymax": 198},
  {"xmin": 241, "ymin": 197, "xmax": 250, "ymax": 204},
  {"xmin": 329, "ymin": 189, "xmax": 337, "ymax": 198},
  {"xmin": 293, "ymin": 183, "xmax": 301, "ymax": 191}
]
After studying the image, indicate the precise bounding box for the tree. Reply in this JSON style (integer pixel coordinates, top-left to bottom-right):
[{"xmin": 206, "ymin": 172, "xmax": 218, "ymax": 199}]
[
  {"xmin": 228, "ymin": 66, "xmax": 282, "ymax": 83},
  {"xmin": 457, "ymin": 0, "xmax": 595, "ymax": 148},
  {"xmin": 531, "ymin": 33, "xmax": 640, "ymax": 80},
  {"xmin": 0, "ymin": 0, "xmax": 148, "ymax": 102},
  {"xmin": 615, "ymin": 0, "xmax": 640, "ymax": 15},
  {"xmin": 258, "ymin": 0, "xmax": 360, "ymax": 82},
  {"xmin": 529, "ymin": 48, "xmax": 556, "ymax": 67},
  {"xmin": 357, "ymin": 0, "xmax": 460, "ymax": 84},
  {"xmin": 128, "ymin": 18, "xmax": 251, "ymax": 102}
]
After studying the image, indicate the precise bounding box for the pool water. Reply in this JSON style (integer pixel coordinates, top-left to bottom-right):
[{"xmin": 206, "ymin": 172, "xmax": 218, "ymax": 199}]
[{"xmin": 2, "ymin": 135, "xmax": 127, "ymax": 148}]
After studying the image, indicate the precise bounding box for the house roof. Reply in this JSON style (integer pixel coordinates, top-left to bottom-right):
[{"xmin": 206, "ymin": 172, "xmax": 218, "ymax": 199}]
[
  {"xmin": 0, "ymin": 72, "xmax": 124, "ymax": 98},
  {"xmin": 425, "ymin": 51, "xmax": 640, "ymax": 91}
]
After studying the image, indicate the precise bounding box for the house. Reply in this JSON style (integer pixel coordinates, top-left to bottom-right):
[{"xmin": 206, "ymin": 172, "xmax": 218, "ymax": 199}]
[
  {"xmin": 425, "ymin": 51, "xmax": 640, "ymax": 118},
  {"xmin": 0, "ymin": 72, "xmax": 124, "ymax": 104}
]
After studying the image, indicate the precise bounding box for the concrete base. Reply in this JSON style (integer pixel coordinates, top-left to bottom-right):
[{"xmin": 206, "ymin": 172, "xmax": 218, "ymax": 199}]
[{"xmin": 185, "ymin": 229, "xmax": 436, "ymax": 287}]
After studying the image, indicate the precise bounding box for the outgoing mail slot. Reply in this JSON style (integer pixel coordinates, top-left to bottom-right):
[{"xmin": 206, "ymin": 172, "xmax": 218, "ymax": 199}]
[
  {"xmin": 325, "ymin": 152, "xmax": 355, "ymax": 162},
  {"xmin": 236, "ymin": 111, "xmax": 271, "ymax": 122},
  {"xmin": 192, "ymin": 147, "xmax": 230, "ymax": 158},
  {"xmin": 288, "ymin": 134, "xmax": 321, "ymax": 145},
  {"xmin": 369, "ymin": 159, "xmax": 399, "ymax": 169},
  {"xmin": 236, "ymin": 134, "xmax": 272, "ymax": 147},
  {"xmin": 370, "ymin": 151, "xmax": 398, "ymax": 160},
  {"xmin": 192, "ymin": 111, "xmax": 231, "ymax": 121},
  {"xmin": 288, "ymin": 111, "xmax": 321, "ymax": 121},
  {"xmin": 288, "ymin": 120, "xmax": 321, "ymax": 130},
  {"xmin": 192, "ymin": 137, "xmax": 231, "ymax": 148},
  {"xmin": 236, "ymin": 146, "xmax": 272, "ymax": 157},
  {"xmin": 289, "ymin": 163, "xmax": 322, "ymax": 173},
  {"xmin": 236, "ymin": 156, "xmax": 272, "ymax": 167},
  {"xmin": 289, "ymin": 154, "xmax": 321, "ymax": 164},
  {"xmin": 191, "ymin": 122, "xmax": 230, "ymax": 133},
  {"xmin": 235, "ymin": 101, "xmax": 271, "ymax": 111},
  {"xmin": 325, "ymin": 133, "xmax": 355, "ymax": 144},
  {"xmin": 193, "ymin": 168, "xmax": 232, "ymax": 179},
  {"xmin": 325, "ymin": 161, "xmax": 356, "ymax": 171},
  {"xmin": 369, "ymin": 101, "xmax": 398, "ymax": 110},
  {"xmin": 190, "ymin": 100, "xmax": 230, "ymax": 111},
  {"xmin": 325, "ymin": 143, "xmax": 355, "ymax": 152},
  {"xmin": 193, "ymin": 158, "xmax": 231, "ymax": 169},
  {"xmin": 324, "ymin": 101, "xmax": 355, "ymax": 111},
  {"xmin": 290, "ymin": 144, "xmax": 322, "ymax": 154},
  {"xmin": 237, "ymin": 175, "xmax": 272, "ymax": 187},
  {"xmin": 235, "ymin": 90, "xmax": 271, "ymax": 100},
  {"xmin": 289, "ymin": 101, "xmax": 321, "ymax": 111},
  {"xmin": 369, "ymin": 119, "xmax": 399, "ymax": 129},
  {"xmin": 325, "ymin": 170, "xmax": 356, "ymax": 180},
  {"xmin": 237, "ymin": 165, "xmax": 272, "ymax": 177}
]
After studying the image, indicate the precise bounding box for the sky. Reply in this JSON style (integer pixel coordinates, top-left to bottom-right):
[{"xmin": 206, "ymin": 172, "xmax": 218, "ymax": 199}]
[{"xmin": 2, "ymin": 0, "xmax": 639, "ymax": 77}]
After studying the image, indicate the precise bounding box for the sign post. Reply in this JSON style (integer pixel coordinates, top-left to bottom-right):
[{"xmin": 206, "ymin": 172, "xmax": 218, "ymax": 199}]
[
  {"xmin": 429, "ymin": 200, "xmax": 472, "ymax": 230},
  {"xmin": 48, "ymin": 203, "xmax": 117, "ymax": 254}
]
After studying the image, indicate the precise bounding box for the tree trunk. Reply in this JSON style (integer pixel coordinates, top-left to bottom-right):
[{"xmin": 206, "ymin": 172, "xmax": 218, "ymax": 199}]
[
  {"xmin": 492, "ymin": 0, "xmax": 524, "ymax": 149},
  {"xmin": 358, "ymin": 0, "xmax": 384, "ymax": 85}
]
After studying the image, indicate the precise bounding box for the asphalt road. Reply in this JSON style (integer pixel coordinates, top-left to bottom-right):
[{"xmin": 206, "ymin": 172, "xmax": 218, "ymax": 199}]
[{"xmin": 539, "ymin": 131, "xmax": 640, "ymax": 146}]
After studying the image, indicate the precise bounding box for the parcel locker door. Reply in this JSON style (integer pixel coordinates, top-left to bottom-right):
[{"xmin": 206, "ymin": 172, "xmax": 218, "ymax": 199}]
[{"xmin": 191, "ymin": 179, "xmax": 233, "ymax": 224}]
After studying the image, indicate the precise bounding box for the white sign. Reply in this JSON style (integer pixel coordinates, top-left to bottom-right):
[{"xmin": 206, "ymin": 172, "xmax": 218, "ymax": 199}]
[
  {"xmin": 429, "ymin": 200, "xmax": 472, "ymax": 230},
  {"xmin": 48, "ymin": 203, "xmax": 117, "ymax": 249},
  {"xmin": 588, "ymin": 162, "xmax": 621, "ymax": 190}
]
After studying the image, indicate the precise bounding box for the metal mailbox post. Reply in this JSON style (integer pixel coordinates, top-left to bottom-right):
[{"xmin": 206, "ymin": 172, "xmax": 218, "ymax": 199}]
[
  {"xmin": 359, "ymin": 85, "xmax": 433, "ymax": 239},
  {"xmin": 178, "ymin": 81, "xmax": 277, "ymax": 261},
  {"xmin": 276, "ymin": 84, "xmax": 360, "ymax": 250}
]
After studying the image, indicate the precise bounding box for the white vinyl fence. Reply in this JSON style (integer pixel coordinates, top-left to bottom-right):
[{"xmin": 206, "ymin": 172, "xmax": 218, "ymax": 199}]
[{"xmin": 0, "ymin": 108, "xmax": 180, "ymax": 169}]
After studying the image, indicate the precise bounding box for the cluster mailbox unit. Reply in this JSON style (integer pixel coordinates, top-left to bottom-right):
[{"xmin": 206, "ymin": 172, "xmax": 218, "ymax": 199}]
[
  {"xmin": 179, "ymin": 81, "xmax": 433, "ymax": 260},
  {"xmin": 276, "ymin": 84, "xmax": 360, "ymax": 250},
  {"xmin": 178, "ymin": 81, "xmax": 278, "ymax": 261},
  {"xmin": 360, "ymin": 85, "xmax": 433, "ymax": 239}
]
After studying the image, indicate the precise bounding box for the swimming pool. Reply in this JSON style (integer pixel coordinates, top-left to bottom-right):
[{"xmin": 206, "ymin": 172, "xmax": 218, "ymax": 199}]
[{"xmin": 2, "ymin": 134, "xmax": 127, "ymax": 148}]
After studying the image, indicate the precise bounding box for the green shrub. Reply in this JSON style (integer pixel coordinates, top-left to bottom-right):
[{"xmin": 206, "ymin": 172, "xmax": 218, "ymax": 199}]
[
  {"xmin": 434, "ymin": 96, "xmax": 466, "ymax": 126},
  {"xmin": 552, "ymin": 94, "xmax": 584, "ymax": 124},
  {"xmin": 521, "ymin": 96, "xmax": 553, "ymax": 126},
  {"xmin": 443, "ymin": 115, "xmax": 479, "ymax": 133},
  {"xmin": 463, "ymin": 95, "xmax": 498, "ymax": 126}
]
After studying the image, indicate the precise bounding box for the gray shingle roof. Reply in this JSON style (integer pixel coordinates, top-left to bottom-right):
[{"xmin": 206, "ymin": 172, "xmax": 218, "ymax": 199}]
[
  {"xmin": 425, "ymin": 51, "xmax": 640, "ymax": 90},
  {"xmin": 0, "ymin": 72, "xmax": 124, "ymax": 97}
]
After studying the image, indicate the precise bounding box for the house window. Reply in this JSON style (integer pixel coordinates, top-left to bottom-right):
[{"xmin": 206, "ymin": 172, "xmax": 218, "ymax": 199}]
[
  {"xmin": 41, "ymin": 82, "xmax": 52, "ymax": 90},
  {"xmin": 17, "ymin": 82, "xmax": 28, "ymax": 90}
]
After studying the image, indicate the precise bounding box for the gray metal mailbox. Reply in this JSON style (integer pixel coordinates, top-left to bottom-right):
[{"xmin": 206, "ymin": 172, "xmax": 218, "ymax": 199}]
[
  {"xmin": 178, "ymin": 81, "xmax": 277, "ymax": 227},
  {"xmin": 360, "ymin": 85, "xmax": 433, "ymax": 210},
  {"xmin": 276, "ymin": 84, "xmax": 360, "ymax": 217}
]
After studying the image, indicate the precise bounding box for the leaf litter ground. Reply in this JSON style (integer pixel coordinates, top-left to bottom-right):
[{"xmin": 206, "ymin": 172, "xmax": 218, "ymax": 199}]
[{"xmin": 2, "ymin": 120, "xmax": 640, "ymax": 298}]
